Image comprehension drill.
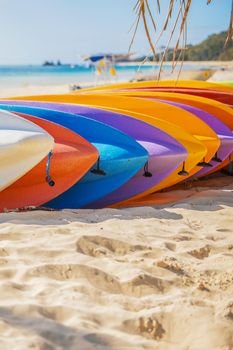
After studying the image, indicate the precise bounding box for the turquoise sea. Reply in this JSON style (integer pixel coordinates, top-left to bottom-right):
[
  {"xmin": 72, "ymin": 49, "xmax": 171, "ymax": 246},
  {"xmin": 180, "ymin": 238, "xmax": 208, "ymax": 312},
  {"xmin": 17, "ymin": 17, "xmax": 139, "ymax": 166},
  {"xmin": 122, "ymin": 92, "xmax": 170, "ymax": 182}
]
[{"xmin": 0, "ymin": 63, "xmax": 202, "ymax": 88}]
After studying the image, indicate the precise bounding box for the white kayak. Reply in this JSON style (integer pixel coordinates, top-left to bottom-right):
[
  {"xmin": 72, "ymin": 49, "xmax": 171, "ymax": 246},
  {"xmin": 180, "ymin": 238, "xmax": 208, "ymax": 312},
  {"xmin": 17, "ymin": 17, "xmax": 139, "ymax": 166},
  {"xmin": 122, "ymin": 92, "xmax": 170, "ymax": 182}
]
[{"xmin": 0, "ymin": 110, "xmax": 54, "ymax": 192}]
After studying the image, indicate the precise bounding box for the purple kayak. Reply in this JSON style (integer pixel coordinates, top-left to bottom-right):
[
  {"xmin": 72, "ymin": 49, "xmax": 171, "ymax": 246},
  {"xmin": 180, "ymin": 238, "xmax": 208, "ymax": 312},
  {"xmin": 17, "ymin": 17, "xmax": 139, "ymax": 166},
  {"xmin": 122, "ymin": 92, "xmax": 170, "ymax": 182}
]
[
  {"xmin": 0, "ymin": 100, "xmax": 187, "ymax": 207},
  {"xmin": 159, "ymin": 99, "xmax": 233, "ymax": 177}
]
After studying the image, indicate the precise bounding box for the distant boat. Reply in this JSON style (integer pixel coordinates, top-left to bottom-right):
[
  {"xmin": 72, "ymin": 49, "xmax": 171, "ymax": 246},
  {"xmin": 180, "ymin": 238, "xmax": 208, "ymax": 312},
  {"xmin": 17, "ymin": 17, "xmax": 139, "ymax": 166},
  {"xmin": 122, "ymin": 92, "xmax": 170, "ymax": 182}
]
[
  {"xmin": 42, "ymin": 61, "xmax": 55, "ymax": 66},
  {"xmin": 42, "ymin": 60, "xmax": 62, "ymax": 67},
  {"xmin": 83, "ymin": 53, "xmax": 133, "ymax": 63}
]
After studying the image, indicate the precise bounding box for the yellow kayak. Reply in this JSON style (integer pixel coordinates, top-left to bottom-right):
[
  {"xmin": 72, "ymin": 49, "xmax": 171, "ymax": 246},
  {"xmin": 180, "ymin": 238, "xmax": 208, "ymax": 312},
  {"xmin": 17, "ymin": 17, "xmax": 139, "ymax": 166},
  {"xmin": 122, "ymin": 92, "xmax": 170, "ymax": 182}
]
[
  {"xmin": 79, "ymin": 79, "xmax": 233, "ymax": 93},
  {"xmin": 104, "ymin": 90, "xmax": 233, "ymax": 128}
]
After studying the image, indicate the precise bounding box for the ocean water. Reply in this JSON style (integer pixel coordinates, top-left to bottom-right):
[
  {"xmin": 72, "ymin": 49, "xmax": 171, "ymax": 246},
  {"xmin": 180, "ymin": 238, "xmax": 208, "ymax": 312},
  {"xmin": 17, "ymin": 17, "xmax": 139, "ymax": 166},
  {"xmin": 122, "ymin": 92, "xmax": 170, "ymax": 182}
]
[{"xmin": 0, "ymin": 63, "xmax": 201, "ymax": 88}]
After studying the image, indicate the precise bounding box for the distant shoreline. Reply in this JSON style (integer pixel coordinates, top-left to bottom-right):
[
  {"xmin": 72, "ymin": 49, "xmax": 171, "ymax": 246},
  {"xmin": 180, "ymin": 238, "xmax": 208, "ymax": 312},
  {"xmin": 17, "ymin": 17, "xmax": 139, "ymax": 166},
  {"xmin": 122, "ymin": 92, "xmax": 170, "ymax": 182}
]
[
  {"xmin": 0, "ymin": 61, "xmax": 232, "ymax": 98},
  {"xmin": 116, "ymin": 60, "xmax": 233, "ymax": 68},
  {"xmin": 0, "ymin": 60, "xmax": 231, "ymax": 68}
]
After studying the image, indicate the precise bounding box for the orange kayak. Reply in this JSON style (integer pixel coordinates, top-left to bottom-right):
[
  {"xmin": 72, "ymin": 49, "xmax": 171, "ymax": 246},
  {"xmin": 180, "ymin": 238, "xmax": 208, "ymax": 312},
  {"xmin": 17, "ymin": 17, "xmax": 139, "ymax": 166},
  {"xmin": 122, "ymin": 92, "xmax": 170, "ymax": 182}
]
[{"xmin": 0, "ymin": 113, "xmax": 98, "ymax": 211}]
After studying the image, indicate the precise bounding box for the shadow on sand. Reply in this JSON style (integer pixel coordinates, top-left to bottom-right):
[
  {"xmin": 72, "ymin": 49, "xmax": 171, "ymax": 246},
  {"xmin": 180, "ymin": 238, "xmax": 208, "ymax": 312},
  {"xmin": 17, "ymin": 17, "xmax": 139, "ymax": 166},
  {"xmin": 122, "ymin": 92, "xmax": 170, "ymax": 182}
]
[
  {"xmin": 0, "ymin": 173, "xmax": 232, "ymax": 226},
  {"xmin": 0, "ymin": 307, "xmax": 131, "ymax": 350}
]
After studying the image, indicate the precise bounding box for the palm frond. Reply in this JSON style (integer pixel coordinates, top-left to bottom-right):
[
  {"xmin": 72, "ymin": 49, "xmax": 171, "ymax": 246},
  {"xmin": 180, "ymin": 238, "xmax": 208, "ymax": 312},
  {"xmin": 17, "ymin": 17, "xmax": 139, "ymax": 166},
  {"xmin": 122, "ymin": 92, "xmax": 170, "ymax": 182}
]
[
  {"xmin": 225, "ymin": 1, "xmax": 233, "ymax": 46},
  {"xmin": 130, "ymin": 0, "xmax": 233, "ymax": 79}
]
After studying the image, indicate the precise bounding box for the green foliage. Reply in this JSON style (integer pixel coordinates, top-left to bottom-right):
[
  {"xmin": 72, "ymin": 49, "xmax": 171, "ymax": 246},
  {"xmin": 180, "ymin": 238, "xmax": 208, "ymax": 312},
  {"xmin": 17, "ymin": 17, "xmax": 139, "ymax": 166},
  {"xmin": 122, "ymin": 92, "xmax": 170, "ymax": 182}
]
[
  {"xmin": 134, "ymin": 31, "xmax": 232, "ymax": 62},
  {"xmin": 218, "ymin": 46, "xmax": 233, "ymax": 60},
  {"xmin": 185, "ymin": 31, "xmax": 233, "ymax": 61}
]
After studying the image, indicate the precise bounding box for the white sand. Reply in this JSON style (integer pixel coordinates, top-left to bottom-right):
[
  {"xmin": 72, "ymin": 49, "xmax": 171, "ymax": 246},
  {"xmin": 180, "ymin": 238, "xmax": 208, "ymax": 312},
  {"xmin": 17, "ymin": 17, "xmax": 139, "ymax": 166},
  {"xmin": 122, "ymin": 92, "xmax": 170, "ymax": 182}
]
[
  {"xmin": 0, "ymin": 175, "xmax": 232, "ymax": 350},
  {"xmin": 0, "ymin": 84, "xmax": 69, "ymax": 98},
  {"xmin": 0, "ymin": 79, "xmax": 130, "ymax": 98}
]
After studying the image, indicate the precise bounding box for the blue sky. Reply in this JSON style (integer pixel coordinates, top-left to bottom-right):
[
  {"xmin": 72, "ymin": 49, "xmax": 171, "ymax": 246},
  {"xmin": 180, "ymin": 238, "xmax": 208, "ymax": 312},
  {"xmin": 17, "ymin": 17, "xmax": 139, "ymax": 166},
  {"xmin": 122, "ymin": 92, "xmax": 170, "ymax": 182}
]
[{"xmin": 0, "ymin": 0, "xmax": 231, "ymax": 64}]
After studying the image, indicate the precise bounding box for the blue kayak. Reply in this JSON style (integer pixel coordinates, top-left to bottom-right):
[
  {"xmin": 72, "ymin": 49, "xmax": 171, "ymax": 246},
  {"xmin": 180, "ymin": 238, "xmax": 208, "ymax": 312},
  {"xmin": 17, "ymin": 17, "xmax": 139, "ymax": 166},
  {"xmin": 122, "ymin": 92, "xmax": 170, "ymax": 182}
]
[{"xmin": 0, "ymin": 104, "xmax": 148, "ymax": 208}]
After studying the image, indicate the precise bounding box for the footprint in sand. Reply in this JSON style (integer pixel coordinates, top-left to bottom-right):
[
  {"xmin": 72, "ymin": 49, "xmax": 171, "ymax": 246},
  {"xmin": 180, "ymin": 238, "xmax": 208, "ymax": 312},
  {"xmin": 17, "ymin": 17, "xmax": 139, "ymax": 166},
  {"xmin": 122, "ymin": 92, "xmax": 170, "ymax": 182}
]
[
  {"xmin": 25, "ymin": 263, "xmax": 122, "ymax": 294},
  {"xmin": 76, "ymin": 235, "xmax": 148, "ymax": 257},
  {"xmin": 121, "ymin": 273, "xmax": 173, "ymax": 297}
]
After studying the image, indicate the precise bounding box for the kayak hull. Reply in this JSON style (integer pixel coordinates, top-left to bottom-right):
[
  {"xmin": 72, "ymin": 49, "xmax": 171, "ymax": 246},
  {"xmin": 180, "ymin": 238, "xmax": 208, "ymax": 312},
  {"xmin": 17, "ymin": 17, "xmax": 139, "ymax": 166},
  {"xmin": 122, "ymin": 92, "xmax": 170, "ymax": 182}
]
[
  {"xmin": 0, "ymin": 104, "xmax": 148, "ymax": 208},
  {"xmin": 0, "ymin": 114, "xmax": 99, "ymax": 211}
]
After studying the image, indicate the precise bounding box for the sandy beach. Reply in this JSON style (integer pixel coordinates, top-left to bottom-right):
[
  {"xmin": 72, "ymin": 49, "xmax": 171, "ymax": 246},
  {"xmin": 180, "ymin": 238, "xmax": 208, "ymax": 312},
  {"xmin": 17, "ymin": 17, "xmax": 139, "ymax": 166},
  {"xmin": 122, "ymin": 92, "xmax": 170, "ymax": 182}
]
[
  {"xmin": 0, "ymin": 173, "xmax": 232, "ymax": 350},
  {"xmin": 0, "ymin": 0, "xmax": 232, "ymax": 346},
  {"xmin": 0, "ymin": 66, "xmax": 232, "ymax": 349}
]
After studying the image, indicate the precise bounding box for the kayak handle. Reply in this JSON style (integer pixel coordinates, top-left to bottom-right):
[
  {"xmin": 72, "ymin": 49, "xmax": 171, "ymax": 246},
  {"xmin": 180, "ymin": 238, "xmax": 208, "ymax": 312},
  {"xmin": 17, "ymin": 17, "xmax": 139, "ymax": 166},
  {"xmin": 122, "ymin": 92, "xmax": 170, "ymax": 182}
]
[
  {"xmin": 178, "ymin": 162, "xmax": 189, "ymax": 176},
  {"xmin": 143, "ymin": 161, "xmax": 152, "ymax": 177},
  {"xmin": 91, "ymin": 157, "xmax": 106, "ymax": 176},
  {"xmin": 46, "ymin": 151, "xmax": 55, "ymax": 187}
]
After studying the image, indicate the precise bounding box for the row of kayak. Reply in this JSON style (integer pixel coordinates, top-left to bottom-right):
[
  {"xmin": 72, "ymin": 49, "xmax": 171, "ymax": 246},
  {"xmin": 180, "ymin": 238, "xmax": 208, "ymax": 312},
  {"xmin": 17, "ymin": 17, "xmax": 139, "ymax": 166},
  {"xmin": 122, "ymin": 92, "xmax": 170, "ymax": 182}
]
[{"xmin": 0, "ymin": 79, "xmax": 232, "ymax": 211}]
